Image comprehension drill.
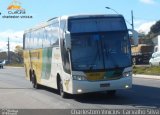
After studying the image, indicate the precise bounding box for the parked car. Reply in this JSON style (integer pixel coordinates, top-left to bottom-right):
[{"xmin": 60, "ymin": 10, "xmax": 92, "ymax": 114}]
[
  {"xmin": 0, "ymin": 60, "xmax": 5, "ymax": 69},
  {"xmin": 149, "ymin": 52, "xmax": 160, "ymax": 66}
]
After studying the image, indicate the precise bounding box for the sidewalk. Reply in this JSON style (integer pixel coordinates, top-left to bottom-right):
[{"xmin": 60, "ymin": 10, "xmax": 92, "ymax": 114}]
[{"xmin": 133, "ymin": 74, "xmax": 160, "ymax": 80}]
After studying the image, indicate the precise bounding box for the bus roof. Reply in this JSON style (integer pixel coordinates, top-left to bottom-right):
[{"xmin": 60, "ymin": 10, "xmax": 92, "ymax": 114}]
[
  {"xmin": 60, "ymin": 14, "xmax": 123, "ymax": 20},
  {"xmin": 24, "ymin": 14, "xmax": 124, "ymax": 33}
]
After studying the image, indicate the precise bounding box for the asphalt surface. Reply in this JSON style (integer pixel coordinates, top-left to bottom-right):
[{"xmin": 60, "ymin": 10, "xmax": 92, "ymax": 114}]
[{"xmin": 0, "ymin": 66, "xmax": 160, "ymax": 114}]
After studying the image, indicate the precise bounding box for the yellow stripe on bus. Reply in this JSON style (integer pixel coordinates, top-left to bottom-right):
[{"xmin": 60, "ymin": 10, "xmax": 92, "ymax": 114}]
[{"xmin": 85, "ymin": 72, "xmax": 105, "ymax": 81}]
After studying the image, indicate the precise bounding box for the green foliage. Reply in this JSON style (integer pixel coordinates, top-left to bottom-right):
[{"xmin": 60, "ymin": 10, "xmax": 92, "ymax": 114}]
[
  {"xmin": 150, "ymin": 20, "xmax": 160, "ymax": 35},
  {"xmin": 133, "ymin": 66, "xmax": 160, "ymax": 75},
  {"xmin": 14, "ymin": 45, "xmax": 23, "ymax": 53},
  {"xmin": 6, "ymin": 63, "xmax": 24, "ymax": 67},
  {"xmin": 140, "ymin": 20, "xmax": 160, "ymax": 44},
  {"xmin": 147, "ymin": 20, "xmax": 160, "ymax": 39}
]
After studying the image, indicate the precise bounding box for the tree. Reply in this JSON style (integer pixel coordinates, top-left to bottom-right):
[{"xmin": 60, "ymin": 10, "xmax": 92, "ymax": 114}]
[
  {"xmin": 14, "ymin": 45, "xmax": 23, "ymax": 63},
  {"xmin": 149, "ymin": 20, "xmax": 160, "ymax": 36},
  {"xmin": 14, "ymin": 45, "xmax": 23, "ymax": 53}
]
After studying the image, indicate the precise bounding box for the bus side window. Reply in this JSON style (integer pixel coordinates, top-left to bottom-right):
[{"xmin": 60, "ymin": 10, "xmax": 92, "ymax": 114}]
[
  {"xmin": 29, "ymin": 33, "xmax": 32, "ymax": 49},
  {"xmin": 50, "ymin": 22, "xmax": 59, "ymax": 46},
  {"xmin": 39, "ymin": 29, "xmax": 43, "ymax": 48},
  {"xmin": 36, "ymin": 30, "xmax": 39, "ymax": 48},
  {"xmin": 60, "ymin": 20, "xmax": 66, "ymax": 32},
  {"xmin": 25, "ymin": 33, "xmax": 29, "ymax": 49},
  {"xmin": 32, "ymin": 32, "xmax": 36, "ymax": 49}
]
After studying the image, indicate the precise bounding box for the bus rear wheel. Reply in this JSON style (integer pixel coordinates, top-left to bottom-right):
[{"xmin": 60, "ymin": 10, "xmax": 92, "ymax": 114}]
[
  {"xmin": 31, "ymin": 73, "xmax": 40, "ymax": 89},
  {"xmin": 58, "ymin": 79, "xmax": 67, "ymax": 98}
]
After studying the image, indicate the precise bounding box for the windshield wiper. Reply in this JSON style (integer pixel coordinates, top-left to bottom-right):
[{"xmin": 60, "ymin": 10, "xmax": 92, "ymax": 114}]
[{"xmin": 106, "ymin": 49, "xmax": 121, "ymax": 68}]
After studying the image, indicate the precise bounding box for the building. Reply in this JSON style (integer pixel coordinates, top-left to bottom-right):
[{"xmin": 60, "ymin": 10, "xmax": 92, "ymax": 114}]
[{"xmin": 152, "ymin": 35, "xmax": 160, "ymax": 46}]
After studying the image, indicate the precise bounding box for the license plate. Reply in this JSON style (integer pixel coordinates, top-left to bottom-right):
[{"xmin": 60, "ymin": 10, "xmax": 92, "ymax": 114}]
[{"xmin": 100, "ymin": 83, "xmax": 110, "ymax": 88}]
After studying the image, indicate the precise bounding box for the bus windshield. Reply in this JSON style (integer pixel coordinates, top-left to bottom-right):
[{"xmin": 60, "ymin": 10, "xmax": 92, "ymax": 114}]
[
  {"xmin": 69, "ymin": 17, "xmax": 131, "ymax": 71},
  {"xmin": 71, "ymin": 32, "xmax": 131, "ymax": 71}
]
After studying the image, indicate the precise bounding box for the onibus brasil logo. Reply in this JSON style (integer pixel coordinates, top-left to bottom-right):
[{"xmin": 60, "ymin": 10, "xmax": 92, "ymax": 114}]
[{"xmin": 2, "ymin": 0, "xmax": 33, "ymax": 19}]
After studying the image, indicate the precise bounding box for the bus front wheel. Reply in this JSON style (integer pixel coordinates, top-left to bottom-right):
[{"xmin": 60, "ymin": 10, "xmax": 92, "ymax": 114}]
[{"xmin": 58, "ymin": 79, "xmax": 67, "ymax": 98}]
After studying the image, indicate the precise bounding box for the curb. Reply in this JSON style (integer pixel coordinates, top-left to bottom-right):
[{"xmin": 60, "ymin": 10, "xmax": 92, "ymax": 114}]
[{"xmin": 133, "ymin": 74, "xmax": 160, "ymax": 80}]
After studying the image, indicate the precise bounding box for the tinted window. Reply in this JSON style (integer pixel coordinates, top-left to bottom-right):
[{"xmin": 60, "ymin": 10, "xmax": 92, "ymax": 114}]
[
  {"xmin": 24, "ymin": 22, "xmax": 60, "ymax": 49},
  {"xmin": 68, "ymin": 17, "xmax": 126, "ymax": 33}
]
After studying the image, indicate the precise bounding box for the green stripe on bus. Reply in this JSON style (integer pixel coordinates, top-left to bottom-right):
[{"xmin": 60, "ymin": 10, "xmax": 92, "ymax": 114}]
[{"xmin": 42, "ymin": 47, "xmax": 52, "ymax": 80}]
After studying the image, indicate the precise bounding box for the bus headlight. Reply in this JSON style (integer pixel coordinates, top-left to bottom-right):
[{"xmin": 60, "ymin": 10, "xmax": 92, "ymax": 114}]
[
  {"xmin": 72, "ymin": 75, "xmax": 87, "ymax": 81},
  {"xmin": 123, "ymin": 71, "xmax": 132, "ymax": 77}
]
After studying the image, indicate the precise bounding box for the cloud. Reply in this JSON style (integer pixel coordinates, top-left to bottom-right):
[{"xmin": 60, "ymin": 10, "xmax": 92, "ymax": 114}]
[
  {"xmin": 0, "ymin": 41, "xmax": 8, "ymax": 52},
  {"xmin": 140, "ymin": 0, "xmax": 155, "ymax": 4},
  {"xmin": 0, "ymin": 41, "xmax": 22, "ymax": 52},
  {"xmin": 0, "ymin": 30, "xmax": 24, "ymax": 51},
  {"xmin": 135, "ymin": 21, "xmax": 156, "ymax": 34},
  {"xmin": 0, "ymin": 30, "xmax": 24, "ymax": 41}
]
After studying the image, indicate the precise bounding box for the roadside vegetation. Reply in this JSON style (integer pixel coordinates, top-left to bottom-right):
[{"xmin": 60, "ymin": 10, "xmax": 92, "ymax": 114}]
[
  {"xmin": 133, "ymin": 66, "xmax": 160, "ymax": 76},
  {"xmin": 6, "ymin": 63, "xmax": 24, "ymax": 67}
]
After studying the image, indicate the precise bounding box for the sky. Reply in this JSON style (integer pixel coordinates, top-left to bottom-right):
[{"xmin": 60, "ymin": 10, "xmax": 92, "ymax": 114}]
[{"xmin": 0, "ymin": 0, "xmax": 160, "ymax": 51}]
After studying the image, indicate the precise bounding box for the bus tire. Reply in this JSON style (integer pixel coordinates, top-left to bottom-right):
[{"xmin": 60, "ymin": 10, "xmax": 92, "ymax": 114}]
[
  {"xmin": 58, "ymin": 79, "xmax": 67, "ymax": 98},
  {"xmin": 107, "ymin": 90, "xmax": 116, "ymax": 96},
  {"xmin": 32, "ymin": 72, "xmax": 40, "ymax": 89},
  {"xmin": 29, "ymin": 70, "xmax": 32, "ymax": 82}
]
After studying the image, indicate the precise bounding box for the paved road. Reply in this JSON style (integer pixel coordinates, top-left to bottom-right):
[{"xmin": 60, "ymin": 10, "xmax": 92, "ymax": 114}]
[{"xmin": 0, "ymin": 67, "xmax": 160, "ymax": 110}]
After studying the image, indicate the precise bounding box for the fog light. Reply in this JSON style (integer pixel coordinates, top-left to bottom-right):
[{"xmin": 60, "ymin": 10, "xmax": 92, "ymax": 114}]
[
  {"xmin": 77, "ymin": 89, "xmax": 82, "ymax": 93},
  {"xmin": 125, "ymin": 85, "xmax": 129, "ymax": 89}
]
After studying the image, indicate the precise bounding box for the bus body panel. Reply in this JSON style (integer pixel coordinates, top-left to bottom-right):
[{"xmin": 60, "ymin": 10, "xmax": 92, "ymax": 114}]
[
  {"xmin": 40, "ymin": 47, "xmax": 63, "ymax": 89},
  {"xmin": 23, "ymin": 50, "xmax": 31, "ymax": 80},
  {"xmin": 23, "ymin": 49, "xmax": 43, "ymax": 83}
]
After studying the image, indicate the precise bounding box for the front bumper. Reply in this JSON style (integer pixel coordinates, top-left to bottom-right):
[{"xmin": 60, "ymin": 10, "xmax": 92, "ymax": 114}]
[{"xmin": 71, "ymin": 77, "xmax": 132, "ymax": 94}]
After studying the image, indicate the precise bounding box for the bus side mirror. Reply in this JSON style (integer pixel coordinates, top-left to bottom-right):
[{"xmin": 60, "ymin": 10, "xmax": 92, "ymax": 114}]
[
  {"xmin": 128, "ymin": 29, "xmax": 139, "ymax": 46},
  {"xmin": 64, "ymin": 31, "xmax": 71, "ymax": 50}
]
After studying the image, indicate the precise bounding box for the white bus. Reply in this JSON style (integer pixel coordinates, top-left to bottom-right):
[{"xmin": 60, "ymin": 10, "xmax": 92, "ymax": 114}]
[{"xmin": 23, "ymin": 14, "xmax": 137, "ymax": 98}]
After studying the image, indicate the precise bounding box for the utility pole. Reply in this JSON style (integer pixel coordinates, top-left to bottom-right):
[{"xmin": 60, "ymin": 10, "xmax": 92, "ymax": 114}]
[
  {"xmin": 131, "ymin": 10, "xmax": 134, "ymax": 30},
  {"xmin": 7, "ymin": 37, "xmax": 10, "ymax": 64}
]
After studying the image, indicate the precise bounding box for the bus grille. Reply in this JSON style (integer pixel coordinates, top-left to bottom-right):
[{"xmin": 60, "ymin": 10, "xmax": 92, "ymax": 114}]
[{"xmin": 85, "ymin": 69, "xmax": 123, "ymax": 81}]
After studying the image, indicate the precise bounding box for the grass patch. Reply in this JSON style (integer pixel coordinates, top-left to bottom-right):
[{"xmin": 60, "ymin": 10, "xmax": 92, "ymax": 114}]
[
  {"xmin": 133, "ymin": 66, "xmax": 160, "ymax": 76},
  {"xmin": 6, "ymin": 63, "xmax": 24, "ymax": 67}
]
